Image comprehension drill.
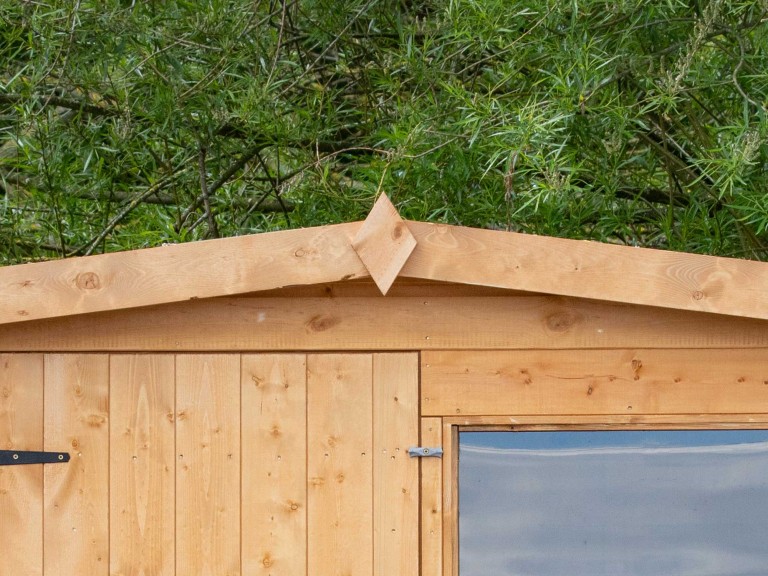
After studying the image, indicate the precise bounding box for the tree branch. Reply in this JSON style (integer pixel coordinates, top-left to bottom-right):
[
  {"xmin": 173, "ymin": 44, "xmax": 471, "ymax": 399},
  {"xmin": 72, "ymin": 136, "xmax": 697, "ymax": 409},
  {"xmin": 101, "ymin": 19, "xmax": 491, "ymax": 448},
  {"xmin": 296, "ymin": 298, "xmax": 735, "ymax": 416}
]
[
  {"xmin": 198, "ymin": 145, "xmax": 220, "ymax": 238},
  {"xmin": 0, "ymin": 93, "xmax": 119, "ymax": 117}
]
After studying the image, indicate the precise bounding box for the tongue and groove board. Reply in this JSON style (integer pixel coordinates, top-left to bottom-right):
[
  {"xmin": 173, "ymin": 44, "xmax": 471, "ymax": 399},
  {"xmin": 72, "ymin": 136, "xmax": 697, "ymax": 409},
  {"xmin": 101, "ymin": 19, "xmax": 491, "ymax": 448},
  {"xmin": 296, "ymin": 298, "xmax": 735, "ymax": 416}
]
[
  {"xmin": 0, "ymin": 352, "xmax": 420, "ymax": 576},
  {"xmin": 373, "ymin": 353, "xmax": 419, "ymax": 576},
  {"xmin": 0, "ymin": 354, "xmax": 43, "ymax": 575},
  {"xmin": 241, "ymin": 353, "xmax": 307, "ymax": 576},
  {"xmin": 44, "ymin": 354, "xmax": 110, "ymax": 576},
  {"xmin": 110, "ymin": 354, "xmax": 175, "ymax": 576},
  {"xmin": 175, "ymin": 354, "xmax": 241, "ymax": 576},
  {"xmin": 307, "ymin": 354, "xmax": 374, "ymax": 576}
]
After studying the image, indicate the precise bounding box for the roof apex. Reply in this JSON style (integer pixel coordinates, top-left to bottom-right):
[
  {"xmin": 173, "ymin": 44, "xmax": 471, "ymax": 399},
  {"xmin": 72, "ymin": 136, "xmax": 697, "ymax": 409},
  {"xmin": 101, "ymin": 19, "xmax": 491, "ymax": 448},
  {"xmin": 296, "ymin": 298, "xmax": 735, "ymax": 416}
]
[
  {"xmin": 1, "ymin": 207, "xmax": 768, "ymax": 324},
  {"xmin": 351, "ymin": 194, "xmax": 417, "ymax": 295}
]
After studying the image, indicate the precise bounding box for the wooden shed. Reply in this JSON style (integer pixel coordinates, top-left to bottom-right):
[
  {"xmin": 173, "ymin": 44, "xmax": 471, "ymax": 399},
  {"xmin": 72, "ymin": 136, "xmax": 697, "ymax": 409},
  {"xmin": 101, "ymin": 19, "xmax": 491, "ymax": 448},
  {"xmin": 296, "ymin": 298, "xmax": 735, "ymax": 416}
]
[{"xmin": 1, "ymin": 194, "xmax": 767, "ymax": 576}]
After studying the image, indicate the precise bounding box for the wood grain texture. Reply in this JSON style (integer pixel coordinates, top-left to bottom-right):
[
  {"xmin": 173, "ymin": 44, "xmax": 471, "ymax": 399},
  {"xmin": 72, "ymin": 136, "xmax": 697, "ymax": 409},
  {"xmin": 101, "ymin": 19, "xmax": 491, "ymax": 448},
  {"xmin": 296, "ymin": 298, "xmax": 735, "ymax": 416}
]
[
  {"xmin": 420, "ymin": 417, "xmax": 443, "ymax": 576},
  {"xmin": 5, "ymin": 295, "xmax": 768, "ymax": 352},
  {"xmin": 241, "ymin": 354, "xmax": 307, "ymax": 576},
  {"xmin": 372, "ymin": 353, "xmax": 419, "ymax": 576},
  {"xmin": 176, "ymin": 354, "xmax": 241, "ymax": 576},
  {"xmin": 44, "ymin": 354, "xmax": 110, "ymax": 576},
  {"xmin": 110, "ymin": 355, "xmax": 175, "ymax": 576},
  {"xmin": 442, "ymin": 422, "xmax": 458, "ymax": 576},
  {"xmin": 0, "ymin": 354, "xmax": 43, "ymax": 575},
  {"xmin": 244, "ymin": 278, "xmax": 522, "ymax": 298},
  {"xmin": 445, "ymin": 414, "xmax": 768, "ymax": 428},
  {"xmin": 0, "ymin": 222, "xmax": 366, "ymax": 325},
  {"xmin": 3, "ymin": 218, "xmax": 768, "ymax": 326},
  {"xmin": 402, "ymin": 220, "xmax": 768, "ymax": 320},
  {"xmin": 422, "ymin": 349, "xmax": 768, "ymax": 416},
  {"xmin": 352, "ymin": 194, "xmax": 417, "ymax": 295},
  {"xmin": 307, "ymin": 354, "xmax": 373, "ymax": 576}
]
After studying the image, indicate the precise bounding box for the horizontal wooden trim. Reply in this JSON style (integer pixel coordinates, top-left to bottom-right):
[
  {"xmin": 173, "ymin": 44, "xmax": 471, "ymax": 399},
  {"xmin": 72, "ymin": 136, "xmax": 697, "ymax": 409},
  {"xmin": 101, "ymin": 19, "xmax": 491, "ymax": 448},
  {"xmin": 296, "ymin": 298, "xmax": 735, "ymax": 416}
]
[
  {"xmin": 421, "ymin": 349, "xmax": 768, "ymax": 417},
  {"xmin": 446, "ymin": 414, "xmax": 768, "ymax": 429},
  {"xmin": 246, "ymin": 279, "xmax": 529, "ymax": 298},
  {"xmin": 2, "ymin": 296, "xmax": 768, "ymax": 352},
  {"xmin": 0, "ymin": 222, "xmax": 367, "ymax": 325},
  {"xmin": 403, "ymin": 221, "xmax": 768, "ymax": 320}
]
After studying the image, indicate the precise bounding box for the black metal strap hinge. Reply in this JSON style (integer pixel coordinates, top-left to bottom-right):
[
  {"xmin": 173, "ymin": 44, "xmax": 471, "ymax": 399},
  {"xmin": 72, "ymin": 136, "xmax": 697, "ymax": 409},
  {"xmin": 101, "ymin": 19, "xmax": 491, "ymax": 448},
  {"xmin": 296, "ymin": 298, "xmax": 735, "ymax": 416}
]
[{"xmin": 0, "ymin": 450, "xmax": 70, "ymax": 466}]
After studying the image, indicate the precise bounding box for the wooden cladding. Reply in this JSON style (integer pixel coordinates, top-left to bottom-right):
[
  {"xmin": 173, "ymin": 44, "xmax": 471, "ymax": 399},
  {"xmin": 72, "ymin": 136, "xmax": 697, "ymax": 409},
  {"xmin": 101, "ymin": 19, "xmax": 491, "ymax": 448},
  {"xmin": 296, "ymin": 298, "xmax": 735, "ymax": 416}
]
[
  {"xmin": 0, "ymin": 352, "xmax": 419, "ymax": 576},
  {"xmin": 422, "ymin": 349, "xmax": 768, "ymax": 416},
  {"xmin": 111, "ymin": 355, "xmax": 175, "ymax": 576},
  {"xmin": 4, "ymin": 295, "xmax": 768, "ymax": 352},
  {"xmin": 5, "ymin": 213, "xmax": 768, "ymax": 325},
  {"xmin": 0, "ymin": 222, "xmax": 367, "ymax": 325},
  {"xmin": 308, "ymin": 354, "xmax": 374, "ymax": 576},
  {"xmin": 0, "ymin": 354, "xmax": 44, "ymax": 574},
  {"xmin": 242, "ymin": 354, "xmax": 307, "ymax": 576}
]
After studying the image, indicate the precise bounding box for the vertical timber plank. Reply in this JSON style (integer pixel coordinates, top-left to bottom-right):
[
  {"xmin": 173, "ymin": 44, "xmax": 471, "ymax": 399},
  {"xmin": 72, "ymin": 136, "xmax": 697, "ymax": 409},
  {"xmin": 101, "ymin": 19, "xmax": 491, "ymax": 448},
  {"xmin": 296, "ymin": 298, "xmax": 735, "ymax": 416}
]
[
  {"xmin": 176, "ymin": 354, "xmax": 241, "ymax": 576},
  {"xmin": 442, "ymin": 422, "xmax": 458, "ymax": 576},
  {"xmin": 420, "ymin": 417, "xmax": 443, "ymax": 576},
  {"xmin": 307, "ymin": 354, "xmax": 373, "ymax": 576},
  {"xmin": 110, "ymin": 355, "xmax": 175, "ymax": 576},
  {"xmin": 0, "ymin": 354, "xmax": 43, "ymax": 575},
  {"xmin": 241, "ymin": 354, "xmax": 307, "ymax": 576},
  {"xmin": 373, "ymin": 353, "xmax": 419, "ymax": 576},
  {"xmin": 44, "ymin": 354, "xmax": 110, "ymax": 576}
]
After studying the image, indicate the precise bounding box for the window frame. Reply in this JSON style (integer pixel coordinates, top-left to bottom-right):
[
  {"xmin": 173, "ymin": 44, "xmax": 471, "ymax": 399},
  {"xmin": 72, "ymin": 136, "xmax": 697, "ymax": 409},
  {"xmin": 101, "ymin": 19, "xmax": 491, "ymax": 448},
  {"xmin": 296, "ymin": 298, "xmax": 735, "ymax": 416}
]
[{"xmin": 427, "ymin": 414, "xmax": 768, "ymax": 576}]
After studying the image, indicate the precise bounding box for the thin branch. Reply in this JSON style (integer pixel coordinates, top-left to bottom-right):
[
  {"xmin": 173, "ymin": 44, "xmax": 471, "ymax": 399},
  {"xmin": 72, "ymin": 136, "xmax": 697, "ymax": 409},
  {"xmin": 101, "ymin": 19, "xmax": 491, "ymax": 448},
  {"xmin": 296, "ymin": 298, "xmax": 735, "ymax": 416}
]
[
  {"xmin": 731, "ymin": 35, "xmax": 764, "ymax": 111},
  {"xmin": 73, "ymin": 165, "xmax": 191, "ymax": 256},
  {"xmin": 278, "ymin": 0, "xmax": 380, "ymax": 97},
  {"xmin": 266, "ymin": 0, "xmax": 289, "ymax": 85},
  {"xmin": 253, "ymin": 149, "xmax": 291, "ymax": 226},
  {"xmin": 0, "ymin": 93, "xmax": 119, "ymax": 117},
  {"xmin": 198, "ymin": 145, "xmax": 220, "ymax": 238},
  {"xmin": 176, "ymin": 142, "xmax": 267, "ymax": 232},
  {"xmin": 237, "ymin": 190, "xmax": 277, "ymax": 226}
]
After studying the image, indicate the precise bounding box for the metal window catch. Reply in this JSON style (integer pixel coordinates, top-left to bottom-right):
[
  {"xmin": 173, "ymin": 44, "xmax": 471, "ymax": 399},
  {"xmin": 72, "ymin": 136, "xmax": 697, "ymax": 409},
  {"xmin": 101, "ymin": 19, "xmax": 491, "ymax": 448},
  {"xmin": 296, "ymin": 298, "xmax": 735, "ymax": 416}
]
[
  {"xmin": 0, "ymin": 450, "xmax": 70, "ymax": 466},
  {"xmin": 408, "ymin": 446, "xmax": 443, "ymax": 458}
]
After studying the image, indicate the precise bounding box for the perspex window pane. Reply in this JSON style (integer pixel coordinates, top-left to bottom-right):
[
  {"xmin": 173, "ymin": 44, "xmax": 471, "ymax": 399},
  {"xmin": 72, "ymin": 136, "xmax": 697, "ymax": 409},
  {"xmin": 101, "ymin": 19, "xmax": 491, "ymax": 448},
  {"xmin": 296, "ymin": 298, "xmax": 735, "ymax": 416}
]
[{"xmin": 460, "ymin": 430, "xmax": 768, "ymax": 576}]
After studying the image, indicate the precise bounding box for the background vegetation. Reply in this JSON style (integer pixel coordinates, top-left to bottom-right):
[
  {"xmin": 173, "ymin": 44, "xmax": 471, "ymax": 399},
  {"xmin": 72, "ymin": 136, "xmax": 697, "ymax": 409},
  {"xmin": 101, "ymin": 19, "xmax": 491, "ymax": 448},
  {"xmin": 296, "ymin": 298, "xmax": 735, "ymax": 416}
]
[{"xmin": 1, "ymin": 0, "xmax": 767, "ymax": 265}]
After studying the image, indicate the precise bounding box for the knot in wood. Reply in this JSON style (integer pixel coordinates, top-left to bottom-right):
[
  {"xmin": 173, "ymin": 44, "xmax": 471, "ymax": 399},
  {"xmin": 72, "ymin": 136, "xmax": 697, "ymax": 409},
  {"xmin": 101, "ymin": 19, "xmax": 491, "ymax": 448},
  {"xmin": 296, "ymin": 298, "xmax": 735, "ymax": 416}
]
[
  {"xmin": 75, "ymin": 272, "xmax": 101, "ymax": 291},
  {"xmin": 545, "ymin": 311, "xmax": 578, "ymax": 333},
  {"xmin": 692, "ymin": 290, "xmax": 705, "ymax": 301},
  {"xmin": 307, "ymin": 314, "xmax": 340, "ymax": 332},
  {"xmin": 85, "ymin": 413, "xmax": 107, "ymax": 427}
]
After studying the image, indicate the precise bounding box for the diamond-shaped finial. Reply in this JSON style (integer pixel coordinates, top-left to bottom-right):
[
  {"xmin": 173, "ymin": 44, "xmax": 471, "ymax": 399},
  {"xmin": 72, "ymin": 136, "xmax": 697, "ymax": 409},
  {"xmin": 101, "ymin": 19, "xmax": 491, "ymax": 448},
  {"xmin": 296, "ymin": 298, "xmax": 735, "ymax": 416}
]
[{"xmin": 352, "ymin": 194, "xmax": 417, "ymax": 295}]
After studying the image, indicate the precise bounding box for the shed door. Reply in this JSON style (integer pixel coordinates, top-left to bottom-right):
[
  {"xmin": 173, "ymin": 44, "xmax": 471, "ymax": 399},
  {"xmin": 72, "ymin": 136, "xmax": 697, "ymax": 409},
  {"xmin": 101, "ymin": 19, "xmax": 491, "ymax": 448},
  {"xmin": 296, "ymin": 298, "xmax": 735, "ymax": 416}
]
[
  {"xmin": 0, "ymin": 352, "xmax": 420, "ymax": 576},
  {"xmin": 0, "ymin": 353, "xmax": 45, "ymax": 574}
]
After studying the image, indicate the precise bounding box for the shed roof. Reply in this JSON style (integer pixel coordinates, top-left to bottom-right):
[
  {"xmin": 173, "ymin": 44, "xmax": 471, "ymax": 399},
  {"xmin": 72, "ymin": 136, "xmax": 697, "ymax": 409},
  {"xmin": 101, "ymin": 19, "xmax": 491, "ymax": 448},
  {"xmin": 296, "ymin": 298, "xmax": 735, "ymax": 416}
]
[{"xmin": 2, "ymin": 195, "xmax": 767, "ymax": 325}]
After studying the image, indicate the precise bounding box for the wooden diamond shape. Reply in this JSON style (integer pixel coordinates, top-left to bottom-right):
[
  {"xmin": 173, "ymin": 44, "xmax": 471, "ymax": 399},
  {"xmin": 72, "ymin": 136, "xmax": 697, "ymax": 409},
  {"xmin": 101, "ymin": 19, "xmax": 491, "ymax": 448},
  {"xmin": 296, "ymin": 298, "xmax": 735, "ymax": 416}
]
[{"xmin": 352, "ymin": 194, "xmax": 417, "ymax": 295}]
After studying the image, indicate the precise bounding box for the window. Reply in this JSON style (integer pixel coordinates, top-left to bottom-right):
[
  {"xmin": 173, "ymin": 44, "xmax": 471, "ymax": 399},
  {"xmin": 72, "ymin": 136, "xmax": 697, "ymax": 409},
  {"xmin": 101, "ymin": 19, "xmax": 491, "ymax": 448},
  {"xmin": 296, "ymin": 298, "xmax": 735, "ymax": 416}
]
[{"xmin": 459, "ymin": 430, "xmax": 768, "ymax": 576}]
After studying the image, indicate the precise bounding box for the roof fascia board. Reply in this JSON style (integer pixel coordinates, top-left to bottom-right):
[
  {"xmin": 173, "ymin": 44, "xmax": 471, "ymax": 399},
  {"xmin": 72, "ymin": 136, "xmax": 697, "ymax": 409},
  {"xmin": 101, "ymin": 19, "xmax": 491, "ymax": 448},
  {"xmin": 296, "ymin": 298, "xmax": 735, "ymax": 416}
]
[
  {"xmin": 401, "ymin": 220, "xmax": 768, "ymax": 321},
  {"xmin": 0, "ymin": 222, "xmax": 368, "ymax": 325},
  {"xmin": 2, "ymin": 216, "xmax": 767, "ymax": 326}
]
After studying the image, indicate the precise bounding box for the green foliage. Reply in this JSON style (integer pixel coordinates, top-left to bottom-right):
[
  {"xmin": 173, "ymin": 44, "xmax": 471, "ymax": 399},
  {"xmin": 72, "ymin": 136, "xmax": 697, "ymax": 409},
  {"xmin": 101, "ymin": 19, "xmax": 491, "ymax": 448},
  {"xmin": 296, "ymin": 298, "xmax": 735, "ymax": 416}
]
[{"xmin": 1, "ymin": 0, "xmax": 767, "ymax": 264}]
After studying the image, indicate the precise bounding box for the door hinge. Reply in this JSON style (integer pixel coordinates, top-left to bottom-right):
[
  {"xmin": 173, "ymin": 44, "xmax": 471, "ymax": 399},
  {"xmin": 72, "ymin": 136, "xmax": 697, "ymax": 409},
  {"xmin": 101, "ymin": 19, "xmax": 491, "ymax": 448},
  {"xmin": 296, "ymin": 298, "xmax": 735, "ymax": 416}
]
[
  {"xmin": 0, "ymin": 450, "xmax": 70, "ymax": 466},
  {"xmin": 408, "ymin": 446, "xmax": 443, "ymax": 458}
]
